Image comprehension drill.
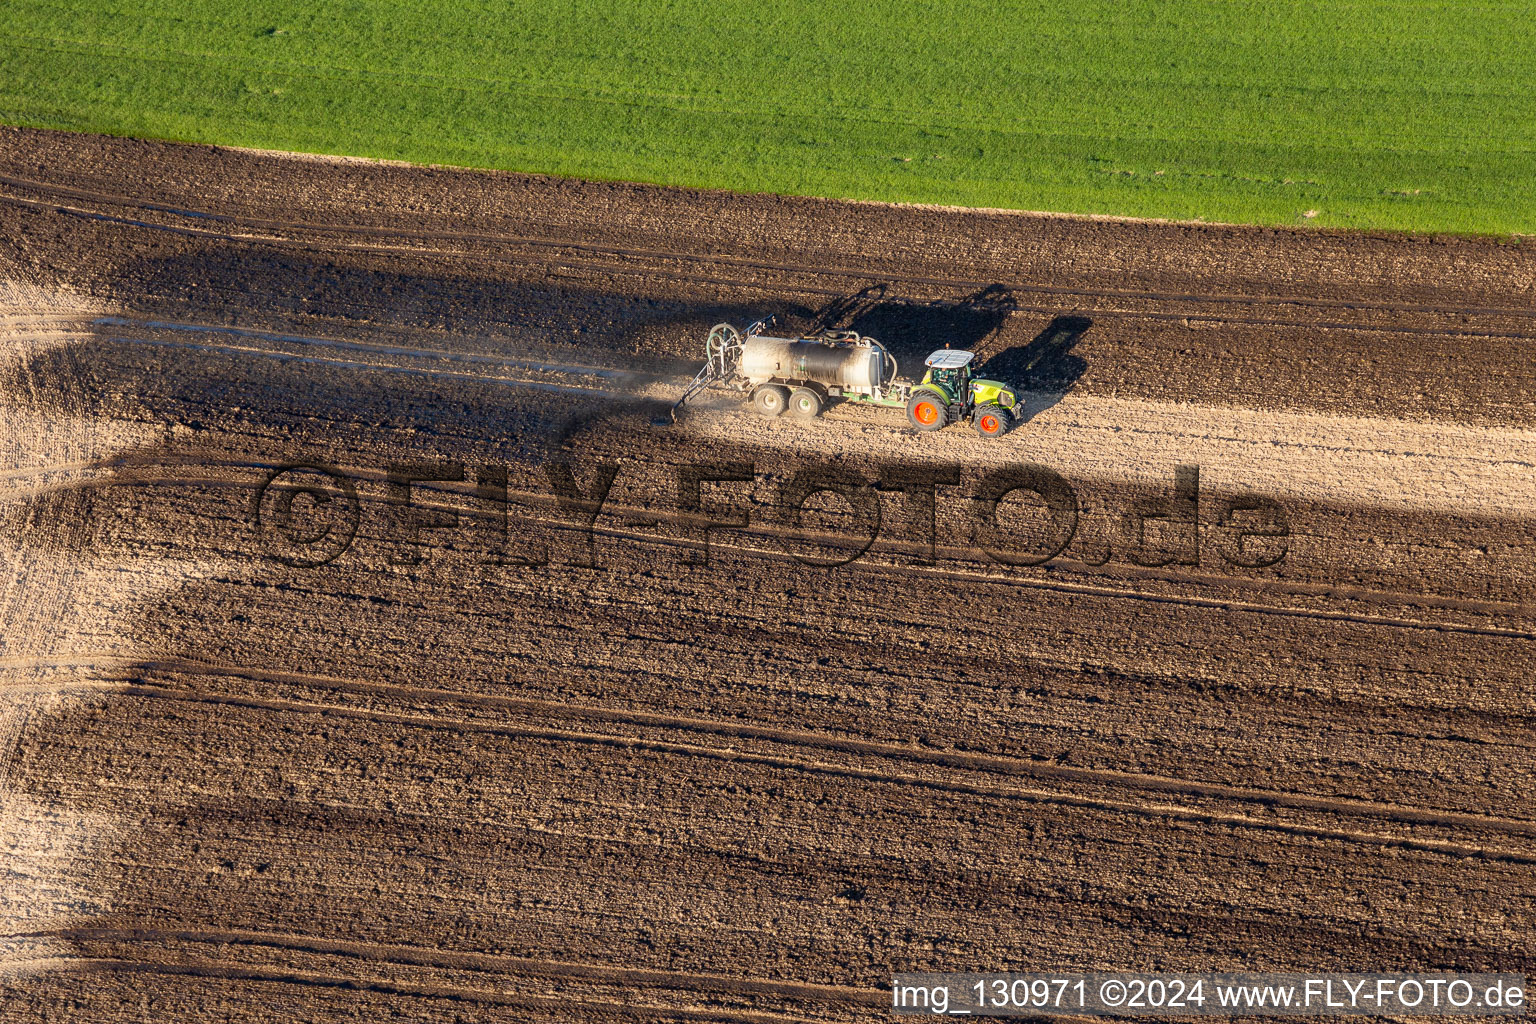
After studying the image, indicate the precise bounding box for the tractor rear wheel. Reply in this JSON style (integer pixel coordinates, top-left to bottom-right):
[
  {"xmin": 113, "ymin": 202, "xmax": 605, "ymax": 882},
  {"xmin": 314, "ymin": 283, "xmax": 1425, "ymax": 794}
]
[
  {"xmin": 789, "ymin": 387, "xmax": 823, "ymax": 418},
  {"xmin": 753, "ymin": 385, "xmax": 789, "ymax": 417},
  {"xmin": 973, "ymin": 403, "xmax": 1010, "ymax": 438},
  {"xmin": 906, "ymin": 393, "xmax": 948, "ymax": 431}
]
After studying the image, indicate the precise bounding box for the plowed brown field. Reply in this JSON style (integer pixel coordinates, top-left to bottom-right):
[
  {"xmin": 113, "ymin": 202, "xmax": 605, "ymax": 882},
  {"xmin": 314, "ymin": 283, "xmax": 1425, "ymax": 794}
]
[{"xmin": 1, "ymin": 126, "xmax": 1533, "ymax": 1022}]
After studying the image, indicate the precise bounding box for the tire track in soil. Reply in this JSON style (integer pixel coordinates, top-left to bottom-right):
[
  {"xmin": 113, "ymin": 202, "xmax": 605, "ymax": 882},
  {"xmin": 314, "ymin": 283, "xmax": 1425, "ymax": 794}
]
[
  {"xmin": 40, "ymin": 458, "xmax": 1536, "ymax": 639},
  {"xmin": 7, "ymin": 957, "xmax": 833, "ymax": 1022},
  {"xmin": 5, "ymin": 171, "xmax": 1536, "ymax": 329},
  {"xmin": 23, "ymin": 924, "xmax": 879, "ymax": 1006},
  {"xmin": 26, "ymin": 679, "xmax": 1535, "ymax": 865},
  {"xmin": 7, "ymin": 184, "xmax": 1536, "ymax": 353},
  {"xmin": 61, "ymin": 657, "xmax": 1536, "ymax": 841},
  {"xmin": 8, "ymin": 441, "xmax": 1533, "ymax": 626}
]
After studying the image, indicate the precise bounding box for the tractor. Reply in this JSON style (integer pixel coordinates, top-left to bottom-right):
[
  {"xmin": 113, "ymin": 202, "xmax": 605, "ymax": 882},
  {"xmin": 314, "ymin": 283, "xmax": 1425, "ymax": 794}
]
[
  {"xmin": 659, "ymin": 317, "xmax": 1022, "ymax": 438},
  {"xmin": 905, "ymin": 348, "xmax": 1018, "ymax": 438}
]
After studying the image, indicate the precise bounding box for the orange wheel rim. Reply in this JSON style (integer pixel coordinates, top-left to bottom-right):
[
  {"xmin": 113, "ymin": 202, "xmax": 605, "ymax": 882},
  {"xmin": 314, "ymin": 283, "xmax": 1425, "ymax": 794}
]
[
  {"xmin": 981, "ymin": 415, "xmax": 998, "ymax": 432},
  {"xmin": 916, "ymin": 402, "xmax": 937, "ymax": 424}
]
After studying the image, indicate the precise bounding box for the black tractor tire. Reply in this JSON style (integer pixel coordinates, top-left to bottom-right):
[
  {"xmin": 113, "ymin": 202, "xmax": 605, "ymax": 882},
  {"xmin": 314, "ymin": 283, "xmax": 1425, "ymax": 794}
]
[
  {"xmin": 906, "ymin": 392, "xmax": 949, "ymax": 432},
  {"xmin": 973, "ymin": 403, "xmax": 1011, "ymax": 438},
  {"xmin": 789, "ymin": 387, "xmax": 824, "ymax": 418},
  {"xmin": 753, "ymin": 385, "xmax": 790, "ymax": 417}
]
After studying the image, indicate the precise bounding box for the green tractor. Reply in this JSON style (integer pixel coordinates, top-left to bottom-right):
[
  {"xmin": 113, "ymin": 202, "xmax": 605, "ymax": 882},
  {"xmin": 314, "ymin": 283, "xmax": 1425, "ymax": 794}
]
[{"xmin": 905, "ymin": 349, "xmax": 1020, "ymax": 438}]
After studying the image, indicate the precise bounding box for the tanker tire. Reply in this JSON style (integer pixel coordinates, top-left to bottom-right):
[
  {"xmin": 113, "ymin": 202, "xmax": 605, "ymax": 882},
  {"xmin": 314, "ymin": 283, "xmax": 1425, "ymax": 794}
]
[
  {"xmin": 973, "ymin": 403, "xmax": 1010, "ymax": 438},
  {"xmin": 754, "ymin": 385, "xmax": 789, "ymax": 417},
  {"xmin": 789, "ymin": 387, "xmax": 823, "ymax": 418},
  {"xmin": 906, "ymin": 393, "xmax": 948, "ymax": 432}
]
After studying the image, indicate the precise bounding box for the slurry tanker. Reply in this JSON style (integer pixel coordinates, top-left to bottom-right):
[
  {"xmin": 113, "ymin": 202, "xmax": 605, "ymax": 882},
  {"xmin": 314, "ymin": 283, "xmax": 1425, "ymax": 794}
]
[{"xmin": 661, "ymin": 317, "xmax": 1021, "ymax": 438}]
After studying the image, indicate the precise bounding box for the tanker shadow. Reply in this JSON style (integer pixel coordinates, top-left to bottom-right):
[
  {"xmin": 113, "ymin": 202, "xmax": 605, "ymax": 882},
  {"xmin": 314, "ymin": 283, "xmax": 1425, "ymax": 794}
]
[
  {"xmin": 977, "ymin": 315, "xmax": 1091, "ymax": 421},
  {"xmin": 808, "ymin": 283, "xmax": 1017, "ymax": 368}
]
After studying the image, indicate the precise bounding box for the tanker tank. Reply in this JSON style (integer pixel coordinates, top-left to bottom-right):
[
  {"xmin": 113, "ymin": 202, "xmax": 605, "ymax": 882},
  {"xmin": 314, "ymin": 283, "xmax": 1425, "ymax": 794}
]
[{"xmin": 738, "ymin": 335, "xmax": 889, "ymax": 392}]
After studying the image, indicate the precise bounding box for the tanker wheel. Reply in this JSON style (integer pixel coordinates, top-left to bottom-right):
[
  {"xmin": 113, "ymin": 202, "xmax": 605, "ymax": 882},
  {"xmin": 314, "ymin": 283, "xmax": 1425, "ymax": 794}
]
[
  {"xmin": 753, "ymin": 385, "xmax": 789, "ymax": 417},
  {"xmin": 789, "ymin": 387, "xmax": 824, "ymax": 418},
  {"xmin": 906, "ymin": 393, "xmax": 948, "ymax": 432},
  {"xmin": 973, "ymin": 403, "xmax": 1010, "ymax": 438}
]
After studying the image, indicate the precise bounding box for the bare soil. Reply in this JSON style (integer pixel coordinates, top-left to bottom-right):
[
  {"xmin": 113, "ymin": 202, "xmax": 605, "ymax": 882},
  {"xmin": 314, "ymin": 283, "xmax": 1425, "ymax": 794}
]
[{"xmin": 0, "ymin": 125, "xmax": 1533, "ymax": 1022}]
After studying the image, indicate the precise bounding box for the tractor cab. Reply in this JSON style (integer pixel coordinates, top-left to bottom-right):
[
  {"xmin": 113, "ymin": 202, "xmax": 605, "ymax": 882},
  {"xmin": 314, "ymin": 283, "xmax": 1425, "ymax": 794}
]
[{"xmin": 921, "ymin": 348, "xmax": 974, "ymax": 399}]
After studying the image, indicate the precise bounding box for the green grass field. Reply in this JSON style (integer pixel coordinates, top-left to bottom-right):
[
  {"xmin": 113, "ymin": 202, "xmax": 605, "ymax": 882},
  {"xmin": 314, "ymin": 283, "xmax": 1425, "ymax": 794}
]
[{"xmin": 2, "ymin": 1, "xmax": 1533, "ymax": 234}]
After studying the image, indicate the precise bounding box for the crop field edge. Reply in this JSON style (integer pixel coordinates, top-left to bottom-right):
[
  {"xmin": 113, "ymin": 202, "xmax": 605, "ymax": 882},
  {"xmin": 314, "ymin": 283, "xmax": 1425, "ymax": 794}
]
[{"xmin": 4, "ymin": 0, "xmax": 1536, "ymax": 238}]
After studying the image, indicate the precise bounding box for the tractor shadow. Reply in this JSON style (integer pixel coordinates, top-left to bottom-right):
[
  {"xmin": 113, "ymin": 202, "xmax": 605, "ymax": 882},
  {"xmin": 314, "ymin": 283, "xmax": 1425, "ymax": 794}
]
[
  {"xmin": 976, "ymin": 314, "xmax": 1092, "ymax": 421},
  {"xmin": 803, "ymin": 284, "xmax": 1091, "ymax": 422}
]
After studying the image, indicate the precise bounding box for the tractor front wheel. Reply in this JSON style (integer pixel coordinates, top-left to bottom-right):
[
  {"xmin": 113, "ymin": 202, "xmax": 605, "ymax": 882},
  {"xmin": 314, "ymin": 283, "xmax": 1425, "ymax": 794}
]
[
  {"xmin": 973, "ymin": 403, "xmax": 1011, "ymax": 438},
  {"xmin": 789, "ymin": 387, "xmax": 824, "ymax": 418},
  {"xmin": 906, "ymin": 393, "xmax": 948, "ymax": 432},
  {"xmin": 753, "ymin": 385, "xmax": 789, "ymax": 417}
]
